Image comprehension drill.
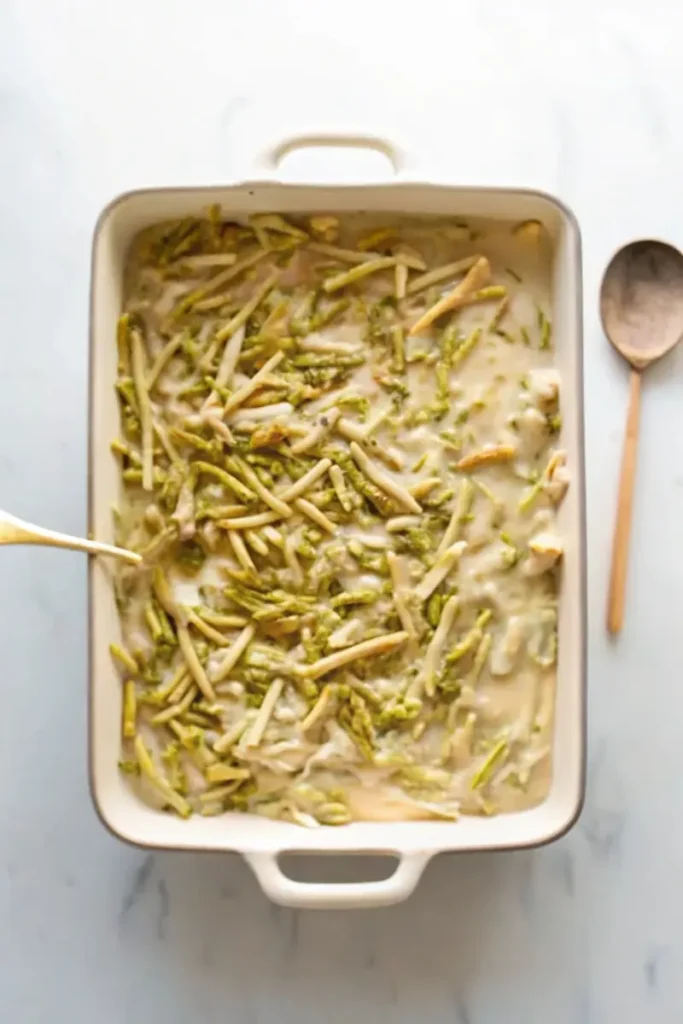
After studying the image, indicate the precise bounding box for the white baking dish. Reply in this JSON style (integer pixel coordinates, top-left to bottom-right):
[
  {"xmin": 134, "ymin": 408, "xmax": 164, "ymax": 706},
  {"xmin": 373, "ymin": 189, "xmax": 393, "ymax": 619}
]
[{"xmin": 89, "ymin": 133, "xmax": 586, "ymax": 908}]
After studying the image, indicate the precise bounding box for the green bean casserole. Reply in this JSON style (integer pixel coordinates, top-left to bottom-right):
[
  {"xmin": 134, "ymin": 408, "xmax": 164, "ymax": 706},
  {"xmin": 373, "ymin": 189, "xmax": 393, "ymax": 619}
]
[{"xmin": 111, "ymin": 210, "xmax": 569, "ymax": 825}]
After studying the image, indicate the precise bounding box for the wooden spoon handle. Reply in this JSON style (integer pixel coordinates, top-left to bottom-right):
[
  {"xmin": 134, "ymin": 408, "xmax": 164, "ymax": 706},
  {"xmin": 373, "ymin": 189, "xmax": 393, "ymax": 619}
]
[{"xmin": 607, "ymin": 369, "xmax": 641, "ymax": 634}]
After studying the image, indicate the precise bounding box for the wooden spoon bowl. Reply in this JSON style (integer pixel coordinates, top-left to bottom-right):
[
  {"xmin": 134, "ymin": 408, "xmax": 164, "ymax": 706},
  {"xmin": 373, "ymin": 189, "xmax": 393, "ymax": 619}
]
[{"xmin": 601, "ymin": 240, "xmax": 683, "ymax": 368}]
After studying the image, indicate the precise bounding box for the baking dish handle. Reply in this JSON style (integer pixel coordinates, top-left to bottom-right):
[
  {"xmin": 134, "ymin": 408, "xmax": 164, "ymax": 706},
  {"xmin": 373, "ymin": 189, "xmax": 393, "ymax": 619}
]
[
  {"xmin": 245, "ymin": 850, "xmax": 431, "ymax": 909},
  {"xmin": 247, "ymin": 132, "xmax": 416, "ymax": 180}
]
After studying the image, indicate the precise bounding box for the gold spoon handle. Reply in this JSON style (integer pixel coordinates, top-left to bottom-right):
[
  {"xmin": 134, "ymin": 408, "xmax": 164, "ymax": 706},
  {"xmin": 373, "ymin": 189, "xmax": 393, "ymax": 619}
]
[
  {"xmin": 0, "ymin": 510, "xmax": 141, "ymax": 565},
  {"xmin": 607, "ymin": 369, "xmax": 641, "ymax": 634}
]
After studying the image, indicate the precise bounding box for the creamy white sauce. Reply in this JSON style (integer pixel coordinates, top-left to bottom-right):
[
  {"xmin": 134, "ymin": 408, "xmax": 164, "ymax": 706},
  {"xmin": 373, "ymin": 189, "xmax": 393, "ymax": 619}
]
[{"xmin": 115, "ymin": 213, "xmax": 566, "ymax": 825}]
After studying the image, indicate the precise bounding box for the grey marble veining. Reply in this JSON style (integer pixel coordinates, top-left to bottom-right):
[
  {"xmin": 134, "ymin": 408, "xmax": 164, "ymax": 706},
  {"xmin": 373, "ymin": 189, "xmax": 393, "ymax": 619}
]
[{"xmin": 2, "ymin": 0, "xmax": 683, "ymax": 1020}]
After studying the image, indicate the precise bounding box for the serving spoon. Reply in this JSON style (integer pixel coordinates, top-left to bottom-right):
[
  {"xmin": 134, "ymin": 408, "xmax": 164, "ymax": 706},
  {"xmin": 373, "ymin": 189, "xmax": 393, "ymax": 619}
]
[
  {"xmin": 600, "ymin": 239, "xmax": 683, "ymax": 634},
  {"xmin": 0, "ymin": 509, "xmax": 141, "ymax": 565}
]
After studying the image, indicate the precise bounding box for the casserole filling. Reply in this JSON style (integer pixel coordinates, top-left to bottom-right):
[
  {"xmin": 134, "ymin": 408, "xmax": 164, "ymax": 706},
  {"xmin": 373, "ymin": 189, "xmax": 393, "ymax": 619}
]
[{"xmin": 111, "ymin": 211, "xmax": 569, "ymax": 825}]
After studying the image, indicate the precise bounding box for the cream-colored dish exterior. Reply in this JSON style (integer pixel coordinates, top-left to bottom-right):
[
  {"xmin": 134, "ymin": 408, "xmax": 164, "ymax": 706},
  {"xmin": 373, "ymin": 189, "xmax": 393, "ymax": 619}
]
[{"xmin": 89, "ymin": 134, "xmax": 585, "ymax": 909}]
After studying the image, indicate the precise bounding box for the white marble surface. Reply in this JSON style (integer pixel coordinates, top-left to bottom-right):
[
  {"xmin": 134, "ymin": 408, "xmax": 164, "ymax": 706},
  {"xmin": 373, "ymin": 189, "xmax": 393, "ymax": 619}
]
[{"xmin": 2, "ymin": 0, "xmax": 683, "ymax": 1019}]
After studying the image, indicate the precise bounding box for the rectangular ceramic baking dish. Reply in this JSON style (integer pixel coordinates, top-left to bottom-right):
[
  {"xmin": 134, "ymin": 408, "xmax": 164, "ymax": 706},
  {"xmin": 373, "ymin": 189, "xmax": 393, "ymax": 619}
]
[{"xmin": 89, "ymin": 132, "xmax": 586, "ymax": 908}]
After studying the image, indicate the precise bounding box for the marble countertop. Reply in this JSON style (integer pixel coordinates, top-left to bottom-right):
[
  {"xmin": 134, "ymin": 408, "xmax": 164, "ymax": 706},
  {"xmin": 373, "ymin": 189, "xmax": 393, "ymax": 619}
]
[{"xmin": 2, "ymin": 0, "xmax": 683, "ymax": 1020}]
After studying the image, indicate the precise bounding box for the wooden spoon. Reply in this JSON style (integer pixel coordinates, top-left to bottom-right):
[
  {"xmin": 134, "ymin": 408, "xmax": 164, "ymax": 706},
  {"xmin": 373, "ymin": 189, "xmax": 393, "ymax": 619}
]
[
  {"xmin": 0, "ymin": 509, "xmax": 141, "ymax": 565},
  {"xmin": 600, "ymin": 239, "xmax": 683, "ymax": 634}
]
